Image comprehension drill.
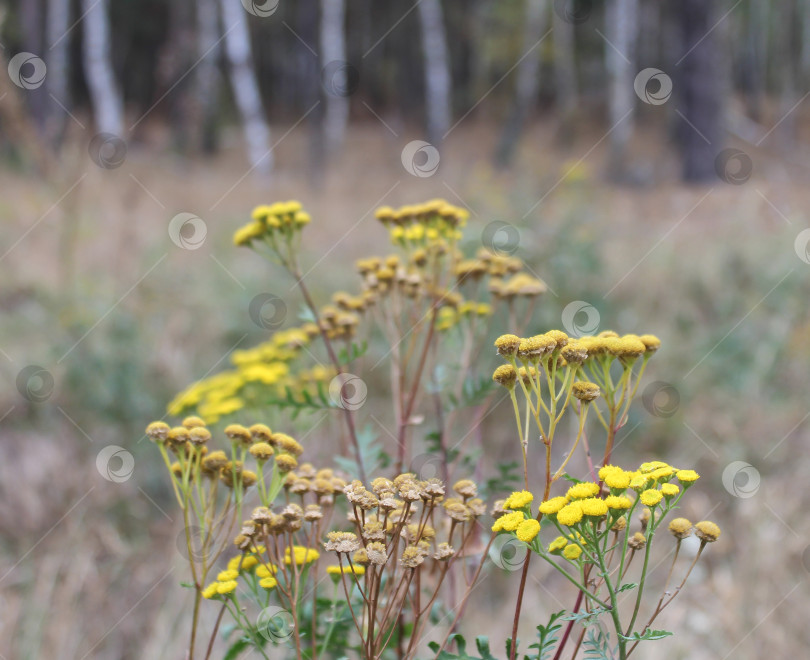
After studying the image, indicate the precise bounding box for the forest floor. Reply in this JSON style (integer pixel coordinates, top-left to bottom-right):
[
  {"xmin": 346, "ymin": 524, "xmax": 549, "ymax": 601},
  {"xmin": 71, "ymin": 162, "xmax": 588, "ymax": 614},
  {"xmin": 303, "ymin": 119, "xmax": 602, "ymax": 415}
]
[{"xmin": 1, "ymin": 119, "xmax": 809, "ymax": 659}]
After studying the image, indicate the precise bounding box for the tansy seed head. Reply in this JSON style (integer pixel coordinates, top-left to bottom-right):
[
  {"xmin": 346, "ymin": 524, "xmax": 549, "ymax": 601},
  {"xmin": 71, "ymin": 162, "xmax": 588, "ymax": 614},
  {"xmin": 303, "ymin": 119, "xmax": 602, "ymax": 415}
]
[
  {"xmin": 400, "ymin": 546, "xmax": 426, "ymax": 569},
  {"xmin": 453, "ymin": 479, "xmax": 477, "ymax": 498},
  {"xmin": 366, "ymin": 542, "xmax": 388, "ymax": 566},
  {"xmin": 494, "ymin": 334, "xmax": 521, "ymax": 357},
  {"xmin": 189, "ymin": 427, "xmax": 211, "ymax": 445},
  {"xmin": 182, "ymin": 415, "xmax": 206, "ymax": 429},
  {"xmin": 202, "ymin": 450, "xmax": 228, "ymax": 472},
  {"xmin": 669, "ymin": 518, "xmax": 693, "ymax": 539},
  {"xmin": 145, "ymin": 421, "xmax": 170, "ymax": 442},
  {"xmin": 572, "ymin": 381, "xmax": 600, "ymax": 402},
  {"xmin": 167, "ymin": 427, "xmax": 190, "ymax": 445},
  {"xmin": 272, "ymin": 433, "xmax": 304, "ymax": 456},
  {"xmin": 628, "ymin": 532, "xmax": 647, "ymax": 550},
  {"xmin": 249, "ymin": 423, "xmax": 273, "ymax": 443},
  {"xmin": 695, "ymin": 520, "xmax": 721, "ymax": 543},
  {"xmin": 545, "ymin": 329, "xmax": 569, "ymax": 350},
  {"xmin": 639, "ymin": 334, "xmax": 661, "ymax": 353},
  {"xmin": 224, "ymin": 424, "xmax": 252, "ymax": 445},
  {"xmin": 275, "ymin": 454, "xmax": 298, "ymax": 473},
  {"xmin": 249, "ymin": 442, "xmax": 274, "ymax": 461},
  {"xmin": 492, "ymin": 364, "xmax": 517, "ymax": 389}
]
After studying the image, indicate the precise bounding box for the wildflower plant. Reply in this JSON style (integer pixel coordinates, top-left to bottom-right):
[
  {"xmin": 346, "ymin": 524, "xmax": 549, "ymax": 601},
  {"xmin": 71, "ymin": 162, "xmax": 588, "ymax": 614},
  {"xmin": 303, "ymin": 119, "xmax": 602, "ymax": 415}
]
[
  {"xmin": 481, "ymin": 332, "xmax": 721, "ymax": 660},
  {"xmin": 146, "ymin": 198, "xmax": 720, "ymax": 659}
]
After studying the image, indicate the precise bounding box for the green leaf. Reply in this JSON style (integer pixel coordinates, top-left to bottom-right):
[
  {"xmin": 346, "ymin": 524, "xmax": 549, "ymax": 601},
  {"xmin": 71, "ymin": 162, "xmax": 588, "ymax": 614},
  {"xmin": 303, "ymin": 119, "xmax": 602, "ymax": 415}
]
[
  {"xmin": 475, "ymin": 636, "xmax": 498, "ymax": 660},
  {"xmin": 428, "ymin": 634, "xmax": 493, "ymax": 659},
  {"xmin": 582, "ymin": 627, "xmax": 613, "ymax": 660},
  {"xmin": 223, "ymin": 638, "xmax": 250, "ymax": 660},
  {"xmin": 337, "ymin": 340, "xmax": 368, "ymax": 365},
  {"xmin": 618, "ymin": 629, "xmax": 673, "ymax": 642},
  {"xmin": 616, "ymin": 582, "xmax": 638, "ymax": 594},
  {"xmin": 526, "ymin": 610, "xmax": 566, "ymax": 660},
  {"xmin": 562, "ymin": 606, "xmax": 610, "ymax": 624}
]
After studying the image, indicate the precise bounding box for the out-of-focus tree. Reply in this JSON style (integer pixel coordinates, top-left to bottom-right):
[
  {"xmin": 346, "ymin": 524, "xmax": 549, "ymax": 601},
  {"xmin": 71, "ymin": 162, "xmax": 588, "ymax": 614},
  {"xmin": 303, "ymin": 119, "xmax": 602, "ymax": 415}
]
[
  {"xmin": 195, "ymin": 0, "xmax": 223, "ymax": 154},
  {"xmin": 552, "ymin": 2, "xmax": 578, "ymax": 142},
  {"xmin": 320, "ymin": 0, "xmax": 349, "ymax": 155},
  {"xmin": 675, "ymin": 0, "xmax": 724, "ymax": 183},
  {"xmin": 418, "ymin": 0, "xmax": 451, "ymax": 146},
  {"xmin": 220, "ymin": 0, "xmax": 272, "ymax": 174},
  {"xmin": 81, "ymin": 0, "xmax": 124, "ymax": 135},
  {"xmin": 46, "ymin": 0, "xmax": 71, "ymax": 146},
  {"xmin": 605, "ymin": 0, "xmax": 639, "ymax": 179},
  {"xmin": 496, "ymin": 0, "xmax": 548, "ymax": 166}
]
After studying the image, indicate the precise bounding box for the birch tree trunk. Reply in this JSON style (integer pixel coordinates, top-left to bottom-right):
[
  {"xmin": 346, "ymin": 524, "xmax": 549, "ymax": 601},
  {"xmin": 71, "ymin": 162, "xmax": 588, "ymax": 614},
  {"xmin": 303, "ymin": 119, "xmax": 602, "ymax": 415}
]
[
  {"xmin": 417, "ymin": 0, "xmax": 451, "ymax": 145},
  {"xmin": 320, "ymin": 0, "xmax": 349, "ymax": 154},
  {"xmin": 552, "ymin": 2, "xmax": 577, "ymax": 141},
  {"xmin": 220, "ymin": 0, "xmax": 272, "ymax": 174},
  {"xmin": 46, "ymin": 0, "xmax": 71, "ymax": 144},
  {"xmin": 81, "ymin": 0, "xmax": 124, "ymax": 135},
  {"xmin": 495, "ymin": 0, "xmax": 548, "ymax": 166},
  {"xmin": 605, "ymin": 0, "xmax": 638, "ymax": 179},
  {"xmin": 196, "ymin": 0, "xmax": 222, "ymax": 153}
]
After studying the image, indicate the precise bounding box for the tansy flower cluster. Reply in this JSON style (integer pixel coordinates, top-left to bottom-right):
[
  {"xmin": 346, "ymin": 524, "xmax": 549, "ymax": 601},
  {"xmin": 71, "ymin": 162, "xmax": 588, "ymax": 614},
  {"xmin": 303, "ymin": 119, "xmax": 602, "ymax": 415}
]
[
  {"xmin": 233, "ymin": 200, "xmax": 311, "ymax": 248},
  {"xmin": 375, "ymin": 199, "xmax": 469, "ymax": 248},
  {"xmin": 320, "ymin": 474, "xmax": 488, "ymax": 657}
]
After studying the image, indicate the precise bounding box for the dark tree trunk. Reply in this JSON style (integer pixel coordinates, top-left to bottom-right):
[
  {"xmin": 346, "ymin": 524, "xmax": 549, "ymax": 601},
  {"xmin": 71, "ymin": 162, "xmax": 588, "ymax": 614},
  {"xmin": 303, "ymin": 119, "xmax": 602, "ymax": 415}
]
[{"xmin": 676, "ymin": 0, "xmax": 724, "ymax": 183}]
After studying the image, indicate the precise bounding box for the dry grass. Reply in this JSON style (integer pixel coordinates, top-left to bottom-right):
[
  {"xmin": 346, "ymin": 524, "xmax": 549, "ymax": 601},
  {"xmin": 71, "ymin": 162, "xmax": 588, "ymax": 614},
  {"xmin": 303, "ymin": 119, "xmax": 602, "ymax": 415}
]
[{"xmin": 1, "ymin": 120, "xmax": 809, "ymax": 659}]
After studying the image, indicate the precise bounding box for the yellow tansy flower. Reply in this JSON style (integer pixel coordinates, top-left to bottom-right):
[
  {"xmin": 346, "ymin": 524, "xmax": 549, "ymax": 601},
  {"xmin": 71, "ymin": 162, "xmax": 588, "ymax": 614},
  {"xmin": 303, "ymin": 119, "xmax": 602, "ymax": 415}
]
[
  {"xmin": 639, "ymin": 489, "xmax": 663, "ymax": 507},
  {"xmin": 217, "ymin": 569, "xmax": 239, "ymax": 582},
  {"xmin": 557, "ymin": 502, "xmax": 584, "ymax": 527},
  {"xmin": 562, "ymin": 544, "xmax": 582, "ymax": 560},
  {"xmin": 515, "ymin": 519, "xmax": 541, "ymax": 543},
  {"xmin": 676, "ymin": 469, "xmax": 700, "ymax": 484},
  {"xmin": 566, "ymin": 482, "xmax": 600, "ymax": 500},
  {"xmin": 504, "ymin": 490, "xmax": 534, "ymax": 510},
  {"xmin": 202, "ymin": 582, "xmax": 220, "ymax": 599},
  {"xmin": 538, "ymin": 496, "xmax": 569, "ymax": 515},
  {"xmin": 217, "ymin": 580, "xmax": 238, "ymax": 595}
]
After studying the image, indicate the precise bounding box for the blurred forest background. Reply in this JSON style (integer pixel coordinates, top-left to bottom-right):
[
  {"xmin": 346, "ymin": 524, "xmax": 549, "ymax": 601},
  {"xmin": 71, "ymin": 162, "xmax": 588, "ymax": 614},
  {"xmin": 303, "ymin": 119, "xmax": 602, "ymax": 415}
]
[{"xmin": 1, "ymin": 0, "xmax": 810, "ymax": 658}]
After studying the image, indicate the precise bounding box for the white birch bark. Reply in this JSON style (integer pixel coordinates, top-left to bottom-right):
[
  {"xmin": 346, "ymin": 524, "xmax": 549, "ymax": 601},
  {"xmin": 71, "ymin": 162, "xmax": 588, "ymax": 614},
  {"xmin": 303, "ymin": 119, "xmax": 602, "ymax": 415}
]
[
  {"xmin": 417, "ymin": 0, "xmax": 451, "ymax": 145},
  {"xmin": 320, "ymin": 0, "xmax": 349, "ymax": 154},
  {"xmin": 220, "ymin": 0, "xmax": 272, "ymax": 173},
  {"xmin": 81, "ymin": 0, "xmax": 124, "ymax": 135},
  {"xmin": 605, "ymin": 0, "xmax": 638, "ymax": 176}
]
